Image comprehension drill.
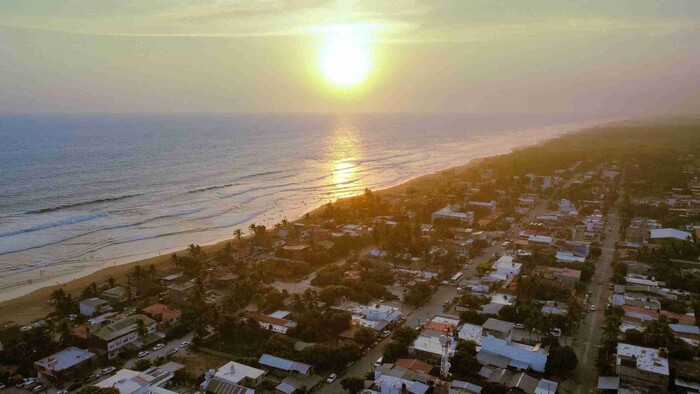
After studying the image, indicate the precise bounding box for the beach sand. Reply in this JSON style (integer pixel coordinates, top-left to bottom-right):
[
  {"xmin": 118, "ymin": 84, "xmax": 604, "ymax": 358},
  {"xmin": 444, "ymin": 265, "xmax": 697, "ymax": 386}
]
[{"xmin": 0, "ymin": 157, "xmax": 491, "ymax": 326}]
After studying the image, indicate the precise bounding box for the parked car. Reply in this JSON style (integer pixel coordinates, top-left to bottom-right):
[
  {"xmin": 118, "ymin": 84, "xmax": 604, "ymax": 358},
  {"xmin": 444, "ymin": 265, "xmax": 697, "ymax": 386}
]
[
  {"xmin": 590, "ymin": 305, "xmax": 596, "ymax": 311},
  {"xmin": 32, "ymin": 384, "xmax": 45, "ymax": 392},
  {"xmin": 550, "ymin": 328, "xmax": 562, "ymax": 337},
  {"xmin": 514, "ymin": 323, "xmax": 525, "ymax": 329},
  {"xmin": 153, "ymin": 343, "xmax": 165, "ymax": 351},
  {"xmin": 166, "ymin": 347, "xmax": 178, "ymax": 356},
  {"xmin": 102, "ymin": 367, "xmax": 116, "ymax": 375},
  {"xmin": 380, "ymin": 330, "xmax": 391, "ymax": 338},
  {"xmin": 138, "ymin": 351, "xmax": 149, "ymax": 358},
  {"xmin": 0, "ymin": 383, "xmax": 5, "ymax": 390},
  {"xmin": 374, "ymin": 357, "xmax": 383, "ymax": 368},
  {"xmin": 326, "ymin": 373, "xmax": 337, "ymax": 384},
  {"xmin": 180, "ymin": 341, "xmax": 190, "ymax": 348}
]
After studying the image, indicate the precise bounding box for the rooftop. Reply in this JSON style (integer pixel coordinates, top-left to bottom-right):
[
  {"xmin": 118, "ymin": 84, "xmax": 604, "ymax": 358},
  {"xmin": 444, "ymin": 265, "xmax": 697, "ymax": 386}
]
[
  {"xmin": 482, "ymin": 318, "xmax": 514, "ymax": 334},
  {"xmin": 650, "ymin": 228, "xmax": 693, "ymax": 241},
  {"xmin": 92, "ymin": 314, "xmax": 155, "ymax": 341},
  {"xmin": 34, "ymin": 347, "xmax": 95, "ymax": 372},
  {"xmin": 616, "ymin": 343, "xmax": 669, "ymax": 376},
  {"xmin": 80, "ymin": 297, "xmax": 109, "ymax": 307},
  {"xmin": 214, "ymin": 361, "xmax": 266, "ymax": 385},
  {"xmin": 258, "ymin": 354, "xmax": 312, "ymax": 375}
]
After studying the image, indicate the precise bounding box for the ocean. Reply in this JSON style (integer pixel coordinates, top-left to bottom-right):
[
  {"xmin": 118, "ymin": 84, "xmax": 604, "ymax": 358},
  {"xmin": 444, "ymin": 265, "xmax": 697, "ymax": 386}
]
[{"xmin": 0, "ymin": 113, "xmax": 603, "ymax": 301}]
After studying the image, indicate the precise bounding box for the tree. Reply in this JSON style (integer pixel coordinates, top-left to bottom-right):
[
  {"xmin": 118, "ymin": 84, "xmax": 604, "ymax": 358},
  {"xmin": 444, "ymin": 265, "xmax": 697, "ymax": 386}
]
[
  {"xmin": 450, "ymin": 340, "xmax": 479, "ymax": 378},
  {"xmin": 170, "ymin": 253, "xmax": 181, "ymax": 269},
  {"xmin": 134, "ymin": 358, "xmax": 153, "ymax": 371},
  {"xmin": 341, "ymin": 377, "xmax": 365, "ymax": 393},
  {"xmin": 353, "ymin": 326, "xmax": 379, "ymax": 348},
  {"xmin": 147, "ymin": 264, "xmax": 158, "ymax": 280},
  {"xmin": 50, "ymin": 288, "xmax": 76, "ymax": 316},
  {"xmin": 107, "ymin": 276, "xmax": 116, "ymax": 288},
  {"xmin": 545, "ymin": 346, "xmax": 578, "ymax": 377},
  {"xmin": 81, "ymin": 282, "xmax": 98, "ymax": 299},
  {"xmin": 234, "ymin": 228, "xmax": 243, "ymax": 241},
  {"xmin": 131, "ymin": 265, "xmax": 143, "ymax": 282}
]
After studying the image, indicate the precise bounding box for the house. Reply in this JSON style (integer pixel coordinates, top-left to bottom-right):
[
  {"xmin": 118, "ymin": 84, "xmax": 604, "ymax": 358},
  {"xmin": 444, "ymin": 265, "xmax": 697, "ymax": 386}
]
[
  {"xmin": 79, "ymin": 298, "xmax": 112, "ymax": 316},
  {"xmin": 616, "ymin": 343, "xmax": 669, "ymax": 391},
  {"xmin": 372, "ymin": 374, "xmax": 430, "ymax": 394},
  {"xmin": 409, "ymin": 334, "xmax": 456, "ymax": 360},
  {"xmin": 142, "ymin": 304, "xmax": 182, "ymax": 330},
  {"xmin": 102, "ymin": 286, "xmax": 130, "ymax": 304},
  {"xmin": 201, "ymin": 361, "xmax": 266, "ymax": 393},
  {"xmin": 249, "ymin": 311, "xmax": 297, "ymax": 334},
  {"xmin": 258, "ymin": 354, "xmax": 314, "ymax": 376},
  {"xmin": 279, "ymin": 243, "xmax": 310, "ymax": 260},
  {"xmin": 95, "ymin": 363, "xmax": 183, "ymax": 394},
  {"xmin": 167, "ymin": 280, "xmax": 197, "ymax": 307},
  {"xmin": 34, "ymin": 347, "xmax": 96, "ymax": 382},
  {"xmin": 91, "ymin": 314, "xmax": 158, "ymax": 359},
  {"xmin": 507, "ymin": 372, "xmax": 539, "ymax": 394},
  {"xmin": 432, "ymin": 206, "xmax": 474, "ymax": 225},
  {"xmin": 555, "ymin": 251, "xmax": 585, "ymax": 264},
  {"xmin": 450, "ymin": 380, "xmax": 483, "ymax": 393},
  {"xmin": 394, "ymin": 359, "xmax": 433, "ymax": 374},
  {"xmin": 482, "ymin": 318, "xmax": 514, "ymax": 339},
  {"xmin": 530, "ymin": 266, "xmax": 582, "ymax": 292},
  {"xmin": 490, "ymin": 256, "xmax": 522, "ymax": 280},
  {"xmin": 275, "ymin": 374, "xmax": 323, "ymax": 394},
  {"xmin": 478, "ymin": 335, "xmax": 548, "ymax": 373},
  {"xmin": 468, "ymin": 200, "xmax": 497, "ymax": 213},
  {"xmin": 670, "ymin": 324, "xmax": 700, "ymax": 344},
  {"xmin": 527, "ymin": 235, "xmax": 553, "ymax": 248},
  {"xmin": 364, "ymin": 304, "xmax": 403, "ymax": 324},
  {"xmin": 534, "ymin": 379, "xmax": 559, "ymax": 394},
  {"xmin": 650, "ymin": 228, "xmax": 693, "ymax": 242},
  {"xmin": 457, "ymin": 323, "xmax": 483, "ymax": 346}
]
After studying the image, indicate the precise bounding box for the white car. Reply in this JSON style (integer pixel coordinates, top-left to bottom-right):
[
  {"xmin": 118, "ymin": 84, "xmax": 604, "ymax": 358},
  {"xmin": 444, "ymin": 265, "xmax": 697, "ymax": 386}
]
[
  {"xmin": 153, "ymin": 343, "xmax": 165, "ymax": 351},
  {"xmin": 166, "ymin": 347, "xmax": 178, "ymax": 356},
  {"xmin": 326, "ymin": 373, "xmax": 337, "ymax": 384},
  {"xmin": 374, "ymin": 357, "xmax": 383, "ymax": 368},
  {"xmin": 138, "ymin": 351, "xmax": 149, "ymax": 358},
  {"xmin": 32, "ymin": 384, "xmax": 44, "ymax": 392},
  {"xmin": 590, "ymin": 305, "xmax": 596, "ymax": 311},
  {"xmin": 380, "ymin": 330, "xmax": 391, "ymax": 338},
  {"xmin": 20, "ymin": 326, "xmax": 32, "ymax": 332},
  {"xmin": 102, "ymin": 367, "xmax": 116, "ymax": 375},
  {"xmin": 180, "ymin": 341, "xmax": 190, "ymax": 348}
]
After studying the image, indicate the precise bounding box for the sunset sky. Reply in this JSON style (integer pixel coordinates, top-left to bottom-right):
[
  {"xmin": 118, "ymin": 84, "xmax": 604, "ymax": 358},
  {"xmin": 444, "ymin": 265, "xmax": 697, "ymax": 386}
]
[{"xmin": 1, "ymin": 0, "xmax": 699, "ymax": 115}]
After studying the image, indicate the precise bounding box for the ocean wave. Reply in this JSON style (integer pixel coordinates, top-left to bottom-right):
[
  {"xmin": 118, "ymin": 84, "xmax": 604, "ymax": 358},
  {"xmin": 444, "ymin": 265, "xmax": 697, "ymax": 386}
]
[
  {"xmin": 0, "ymin": 211, "xmax": 109, "ymax": 239},
  {"xmin": 186, "ymin": 183, "xmax": 240, "ymax": 194},
  {"xmin": 26, "ymin": 193, "xmax": 144, "ymax": 214}
]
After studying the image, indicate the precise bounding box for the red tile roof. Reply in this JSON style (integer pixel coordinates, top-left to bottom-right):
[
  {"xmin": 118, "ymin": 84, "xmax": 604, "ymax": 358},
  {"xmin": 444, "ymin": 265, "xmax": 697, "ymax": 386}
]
[{"xmin": 395, "ymin": 358, "xmax": 433, "ymax": 374}]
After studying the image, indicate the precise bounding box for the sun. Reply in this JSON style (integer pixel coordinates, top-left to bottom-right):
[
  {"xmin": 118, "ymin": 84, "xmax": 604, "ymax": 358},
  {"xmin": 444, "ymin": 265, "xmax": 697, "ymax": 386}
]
[{"xmin": 319, "ymin": 32, "xmax": 372, "ymax": 87}]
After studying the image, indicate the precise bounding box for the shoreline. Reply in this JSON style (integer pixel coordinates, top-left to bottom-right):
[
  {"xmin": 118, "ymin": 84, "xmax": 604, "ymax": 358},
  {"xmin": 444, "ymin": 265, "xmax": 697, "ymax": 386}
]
[{"xmin": 0, "ymin": 119, "xmax": 611, "ymax": 326}]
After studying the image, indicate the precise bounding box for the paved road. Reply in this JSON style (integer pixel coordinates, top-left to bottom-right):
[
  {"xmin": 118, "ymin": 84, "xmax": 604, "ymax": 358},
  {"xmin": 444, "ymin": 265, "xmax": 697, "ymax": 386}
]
[
  {"xmin": 569, "ymin": 203, "xmax": 621, "ymax": 394},
  {"xmin": 123, "ymin": 332, "xmax": 194, "ymax": 369}
]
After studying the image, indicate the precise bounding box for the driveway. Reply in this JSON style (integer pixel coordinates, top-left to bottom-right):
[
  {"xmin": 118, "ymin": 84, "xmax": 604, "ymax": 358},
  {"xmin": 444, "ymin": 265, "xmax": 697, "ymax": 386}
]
[{"xmin": 123, "ymin": 332, "xmax": 194, "ymax": 369}]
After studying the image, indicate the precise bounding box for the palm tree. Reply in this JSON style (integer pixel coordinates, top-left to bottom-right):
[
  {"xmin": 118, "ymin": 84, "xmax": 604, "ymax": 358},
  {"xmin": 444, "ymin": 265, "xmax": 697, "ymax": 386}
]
[
  {"xmin": 131, "ymin": 265, "xmax": 143, "ymax": 282},
  {"xmin": 248, "ymin": 223, "xmax": 257, "ymax": 235},
  {"xmin": 233, "ymin": 228, "xmax": 243, "ymax": 241},
  {"xmin": 302, "ymin": 289, "xmax": 317, "ymax": 310},
  {"xmin": 170, "ymin": 253, "xmax": 180, "ymax": 269},
  {"xmin": 147, "ymin": 264, "xmax": 157, "ymax": 280},
  {"xmin": 290, "ymin": 293, "xmax": 304, "ymax": 312},
  {"xmin": 136, "ymin": 319, "xmax": 147, "ymax": 344},
  {"xmin": 107, "ymin": 276, "xmax": 116, "ymax": 288}
]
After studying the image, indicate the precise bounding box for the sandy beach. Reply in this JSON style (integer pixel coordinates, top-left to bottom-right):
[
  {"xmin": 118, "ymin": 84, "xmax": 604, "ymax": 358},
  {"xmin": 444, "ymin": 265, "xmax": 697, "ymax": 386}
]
[{"xmin": 0, "ymin": 121, "xmax": 606, "ymax": 326}]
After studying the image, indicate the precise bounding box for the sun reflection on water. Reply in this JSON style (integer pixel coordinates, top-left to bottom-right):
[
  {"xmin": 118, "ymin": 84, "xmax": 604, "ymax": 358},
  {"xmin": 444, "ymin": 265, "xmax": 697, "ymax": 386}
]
[{"xmin": 329, "ymin": 126, "xmax": 362, "ymax": 199}]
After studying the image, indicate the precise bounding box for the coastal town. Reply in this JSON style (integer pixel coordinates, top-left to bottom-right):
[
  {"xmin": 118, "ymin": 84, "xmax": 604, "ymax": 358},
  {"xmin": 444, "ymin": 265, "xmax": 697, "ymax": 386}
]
[{"xmin": 1, "ymin": 125, "xmax": 700, "ymax": 394}]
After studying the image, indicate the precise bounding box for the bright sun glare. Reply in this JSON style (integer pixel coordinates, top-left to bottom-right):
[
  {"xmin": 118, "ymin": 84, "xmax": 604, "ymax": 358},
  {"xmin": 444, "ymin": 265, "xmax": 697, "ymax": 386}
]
[{"xmin": 319, "ymin": 32, "xmax": 371, "ymax": 87}]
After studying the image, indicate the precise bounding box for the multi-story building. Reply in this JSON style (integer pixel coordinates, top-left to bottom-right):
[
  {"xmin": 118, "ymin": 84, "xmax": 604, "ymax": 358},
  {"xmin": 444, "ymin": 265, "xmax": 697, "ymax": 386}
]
[
  {"xmin": 616, "ymin": 343, "xmax": 669, "ymax": 391},
  {"xmin": 91, "ymin": 314, "xmax": 157, "ymax": 359}
]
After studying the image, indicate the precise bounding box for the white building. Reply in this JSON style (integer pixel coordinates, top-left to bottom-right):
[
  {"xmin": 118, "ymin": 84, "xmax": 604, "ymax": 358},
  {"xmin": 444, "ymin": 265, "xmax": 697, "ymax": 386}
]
[
  {"xmin": 79, "ymin": 297, "xmax": 112, "ymax": 316},
  {"xmin": 201, "ymin": 361, "xmax": 266, "ymax": 393},
  {"xmin": 490, "ymin": 256, "xmax": 522, "ymax": 280},
  {"xmin": 555, "ymin": 251, "xmax": 586, "ymax": 264},
  {"xmin": 91, "ymin": 315, "xmax": 157, "ymax": 359},
  {"xmin": 95, "ymin": 363, "xmax": 183, "ymax": 394},
  {"xmin": 432, "ymin": 206, "xmax": 474, "ymax": 225},
  {"xmin": 478, "ymin": 335, "xmax": 548, "ymax": 373},
  {"xmin": 650, "ymin": 228, "xmax": 693, "ymax": 242}
]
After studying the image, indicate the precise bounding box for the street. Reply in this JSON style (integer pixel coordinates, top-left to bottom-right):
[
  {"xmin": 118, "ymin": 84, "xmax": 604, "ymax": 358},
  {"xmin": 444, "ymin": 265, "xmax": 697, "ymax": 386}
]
[
  {"xmin": 569, "ymin": 202, "xmax": 621, "ymax": 394},
  {"xmin": 123, "ymin": 332, "xmax": 194, "ymax": 369}
]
